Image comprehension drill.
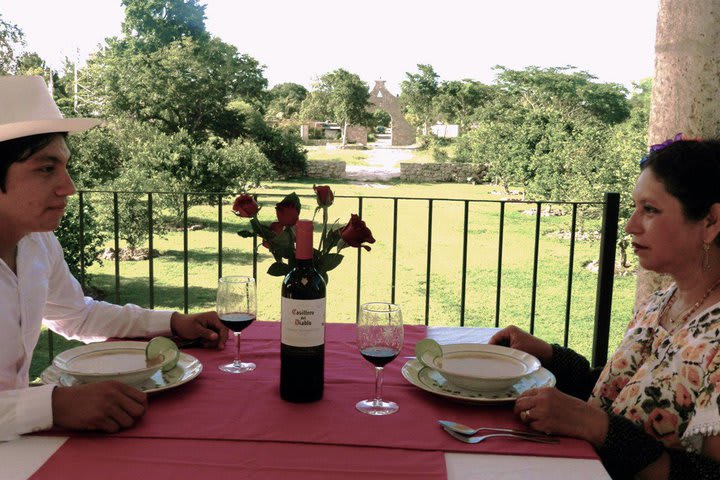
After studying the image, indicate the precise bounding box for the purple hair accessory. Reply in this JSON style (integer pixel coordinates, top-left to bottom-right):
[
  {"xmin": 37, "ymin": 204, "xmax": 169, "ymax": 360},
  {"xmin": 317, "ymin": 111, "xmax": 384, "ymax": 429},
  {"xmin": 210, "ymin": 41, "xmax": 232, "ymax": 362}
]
[
  {"xmin": 640, "ymin": 133, "xmax": 684, "ymax": 166},
  {"xmin": 649, "ymin": 133, "xmax": 684, "ymax": 153}
]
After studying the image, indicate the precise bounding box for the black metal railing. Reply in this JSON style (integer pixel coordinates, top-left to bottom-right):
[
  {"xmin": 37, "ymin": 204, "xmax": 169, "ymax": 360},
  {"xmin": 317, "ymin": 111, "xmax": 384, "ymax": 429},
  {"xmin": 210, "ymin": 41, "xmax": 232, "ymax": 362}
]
[{"xmin": 48, "ymin": 190, "xmax": 619, "ymax": 368}]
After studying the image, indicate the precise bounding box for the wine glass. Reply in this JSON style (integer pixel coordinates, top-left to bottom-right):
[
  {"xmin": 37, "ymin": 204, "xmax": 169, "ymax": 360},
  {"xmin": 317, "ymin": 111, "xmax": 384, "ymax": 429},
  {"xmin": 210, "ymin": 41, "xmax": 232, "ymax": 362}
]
[
  {"xmin": 217, "ymin": 276, "xmax": 257, "ymax": 373},
  {"xmin": 356, "ymin": 302, "xmax": 404, "ymax": 415}
]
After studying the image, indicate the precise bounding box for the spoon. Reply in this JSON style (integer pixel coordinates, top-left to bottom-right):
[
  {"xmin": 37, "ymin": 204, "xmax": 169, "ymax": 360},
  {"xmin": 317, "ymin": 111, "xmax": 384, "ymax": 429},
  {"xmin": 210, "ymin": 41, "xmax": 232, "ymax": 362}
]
[
  {"xmin": 442, "ymin": 427, "xmax": 558, "ymax": 444},
  {"xmin": 438, "ymin": 420, "xmax": 549, "ymax": 438}
]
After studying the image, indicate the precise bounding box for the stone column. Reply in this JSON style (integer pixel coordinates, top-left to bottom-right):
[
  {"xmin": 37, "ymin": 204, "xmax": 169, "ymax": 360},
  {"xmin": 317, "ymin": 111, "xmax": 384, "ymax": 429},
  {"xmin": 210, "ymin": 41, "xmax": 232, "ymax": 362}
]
[{"xmin": 639, "ymin": 0, "xmax": 720, "ymax": 303}]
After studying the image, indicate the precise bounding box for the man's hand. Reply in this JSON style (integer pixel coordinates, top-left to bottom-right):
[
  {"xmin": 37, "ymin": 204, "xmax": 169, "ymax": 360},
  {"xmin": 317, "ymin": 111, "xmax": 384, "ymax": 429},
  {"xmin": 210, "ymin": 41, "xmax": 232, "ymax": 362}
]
[
  {"xmin": 52, "ymin": 381, "xmax": 147, "ymax": 433},
  {"xmin": 170, "ymin": 311, "xmax": 228, "ymax": 349}
]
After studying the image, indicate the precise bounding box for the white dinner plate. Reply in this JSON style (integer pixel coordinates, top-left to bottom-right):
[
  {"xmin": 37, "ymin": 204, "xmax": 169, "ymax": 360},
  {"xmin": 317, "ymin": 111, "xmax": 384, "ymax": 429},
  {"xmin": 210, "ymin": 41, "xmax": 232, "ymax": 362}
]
[
  {"xmin": 42, "ymin": 351, "xmax": 202, "ymax": 394},
  {"xmin": 401, "ymin": 358, "xmax": 555, "ymax": 404}
]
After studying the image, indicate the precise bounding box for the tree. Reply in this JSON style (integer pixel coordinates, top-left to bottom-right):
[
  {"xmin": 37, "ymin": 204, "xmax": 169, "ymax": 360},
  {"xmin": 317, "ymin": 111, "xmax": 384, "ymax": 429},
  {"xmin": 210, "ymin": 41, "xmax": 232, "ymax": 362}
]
[
  {"xmin": 493, "ymin": 66, "xmax": 630, "ymax": 125},
  {"xmin": 453, "ymin": 66, "xmax": 635, "ymax": 204},
  {"xmin": 121, "ymin": 0, "xmax": 209, "ymax": 49},
  {"xmin": 82, "ymin": 36, "xmax": 267, "ymax": 141},
  {"xmin": 434, "ymin": 79, "xmax": 493, "ymax": 131},
  {"xmin": 266, "ymin": 83, "xmax": 308, "ymax": 121},
  {"xmin": 400, "ymin": 64, "xmax": 440, "ymax": 134},
  {"xmin": 0, "ymin": 14, "xmax": 24, "ymax": 74},
  {"xmin": 301, "ymin": 69, "xmax": 370, "ymax": 145},
  {"xmin": 605, "ymin": 79, "xmax": 651, "ymax": 268}
]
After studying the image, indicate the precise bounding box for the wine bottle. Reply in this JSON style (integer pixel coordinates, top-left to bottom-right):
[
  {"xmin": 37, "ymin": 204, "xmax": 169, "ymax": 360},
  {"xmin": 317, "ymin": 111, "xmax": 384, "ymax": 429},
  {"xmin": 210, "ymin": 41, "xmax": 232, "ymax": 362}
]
[{"xmin": 280, "ymin": 219, "xmax": 326, "ymax": 402}]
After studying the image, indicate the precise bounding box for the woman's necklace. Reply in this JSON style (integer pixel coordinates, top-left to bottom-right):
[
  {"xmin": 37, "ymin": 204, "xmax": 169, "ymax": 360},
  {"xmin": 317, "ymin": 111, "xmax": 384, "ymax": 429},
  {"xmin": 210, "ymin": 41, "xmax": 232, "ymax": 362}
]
[{"xmin": 660, "ymin": 276, "xmax": 720, "ymax": 331}]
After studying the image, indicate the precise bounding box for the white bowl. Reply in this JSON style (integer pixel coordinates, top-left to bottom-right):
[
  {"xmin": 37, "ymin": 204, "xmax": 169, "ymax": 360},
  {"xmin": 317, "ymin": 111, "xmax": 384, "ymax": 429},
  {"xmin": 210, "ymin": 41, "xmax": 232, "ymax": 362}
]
[
  {"xmin": 53, "ymin": 341, "xmax": 173, "ymax": 385},
  {"xmin": 419, "ymin": 343, "xmax": 541, "ymax": 392}
]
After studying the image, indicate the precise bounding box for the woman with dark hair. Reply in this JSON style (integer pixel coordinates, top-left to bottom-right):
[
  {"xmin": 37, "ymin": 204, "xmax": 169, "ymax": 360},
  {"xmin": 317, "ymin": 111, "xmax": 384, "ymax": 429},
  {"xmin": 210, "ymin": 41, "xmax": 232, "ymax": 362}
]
[
  {"xmin": 0, "ymin": 76, "xmax": 228, "ymax": 441},
  {"xmin": 491, "ymin": 137, "xmax": 720, "ymax": 479}
]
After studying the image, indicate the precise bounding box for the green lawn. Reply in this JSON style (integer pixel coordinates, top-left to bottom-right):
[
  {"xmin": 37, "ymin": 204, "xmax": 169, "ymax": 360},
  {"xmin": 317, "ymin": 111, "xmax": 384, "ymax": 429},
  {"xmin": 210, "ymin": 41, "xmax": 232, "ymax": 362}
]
[
  {"xmin": 306, "ymin": 146, "xmax": 370, "ymax": 166},
  {"xmin": 30, "ymin": 179, "xmax": 636, "ymax": 379}
]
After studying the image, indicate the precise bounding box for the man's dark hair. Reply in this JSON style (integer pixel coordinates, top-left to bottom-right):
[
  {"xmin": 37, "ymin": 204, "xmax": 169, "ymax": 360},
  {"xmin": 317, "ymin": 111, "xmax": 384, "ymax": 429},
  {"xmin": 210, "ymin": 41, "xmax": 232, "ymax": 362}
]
[{"xmin": 0, "ymin": 132, "xmax": 67, "ymax": 192}]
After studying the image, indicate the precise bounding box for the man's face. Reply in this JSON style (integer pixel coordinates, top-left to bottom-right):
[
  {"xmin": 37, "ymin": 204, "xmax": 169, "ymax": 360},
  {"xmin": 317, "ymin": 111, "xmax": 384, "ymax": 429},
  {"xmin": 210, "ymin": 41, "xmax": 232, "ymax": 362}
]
[{"xmin": 0, "ymin": 135, "xmax": 75, "ymax": 238}]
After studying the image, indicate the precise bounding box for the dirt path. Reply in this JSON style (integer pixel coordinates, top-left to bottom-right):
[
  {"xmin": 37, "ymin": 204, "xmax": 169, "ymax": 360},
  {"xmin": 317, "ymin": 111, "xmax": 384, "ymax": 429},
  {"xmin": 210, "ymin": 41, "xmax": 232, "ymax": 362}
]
[{"xmin": 344, "ymin": 133, "xmax": 415, "ymax": 182}]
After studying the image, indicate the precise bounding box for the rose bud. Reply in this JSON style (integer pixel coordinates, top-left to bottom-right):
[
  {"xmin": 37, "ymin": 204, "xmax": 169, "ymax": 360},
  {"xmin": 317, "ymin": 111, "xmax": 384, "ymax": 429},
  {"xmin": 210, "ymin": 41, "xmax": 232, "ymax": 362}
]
[
  {"xmin": 340, "ymin": 214, "xmax": 376, "ymax": 251},
  {"xmin": 233, "ymin": 194, "xmax": 259, "ymax": 218},
  {"xmin": 313, "ymin": 185, "xmax": 334, "ymax": 207},
  {"xmin": 276, "ymin": 200, "xmax": 300, "ymax": 227}
]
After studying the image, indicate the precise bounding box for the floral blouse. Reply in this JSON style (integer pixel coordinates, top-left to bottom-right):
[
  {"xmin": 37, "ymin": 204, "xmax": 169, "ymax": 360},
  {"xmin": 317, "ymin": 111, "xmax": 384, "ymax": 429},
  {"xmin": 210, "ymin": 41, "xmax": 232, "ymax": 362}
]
[{"xmin": 588, "ymin": 284, "xmax": 720, "ymax": 452}]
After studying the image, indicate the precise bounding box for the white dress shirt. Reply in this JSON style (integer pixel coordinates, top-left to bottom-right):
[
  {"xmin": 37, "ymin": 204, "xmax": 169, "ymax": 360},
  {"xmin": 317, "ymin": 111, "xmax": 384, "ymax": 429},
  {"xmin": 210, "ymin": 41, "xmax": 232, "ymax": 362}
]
[{"xmin": 0, "ymin": 232, "xmax": 172, "ymax": 441}]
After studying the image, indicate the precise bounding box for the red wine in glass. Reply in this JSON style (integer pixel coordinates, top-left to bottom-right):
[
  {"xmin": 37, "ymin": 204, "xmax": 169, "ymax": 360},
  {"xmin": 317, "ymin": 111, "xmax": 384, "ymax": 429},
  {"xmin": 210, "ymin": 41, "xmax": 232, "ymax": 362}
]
[
  {"xmin": 360, "ymin": 346, "xmax": 399, "ymax": 368},
  {"xmin": 356, "ymin": 302, "xmax": 403, "ymax": 415},
  {"xmin": 220, "ymin": 313, "xmax": 256, "ymax": 332},
  {"xmin": 217, "ymin": 276, "xmax": 257, "ymax": 374}
]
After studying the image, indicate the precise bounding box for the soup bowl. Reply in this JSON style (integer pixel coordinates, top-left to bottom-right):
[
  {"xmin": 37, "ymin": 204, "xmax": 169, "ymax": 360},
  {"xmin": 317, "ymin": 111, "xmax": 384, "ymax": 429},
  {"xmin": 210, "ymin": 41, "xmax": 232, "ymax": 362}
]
[
  {"xmin": 53, "ymin": 341, "xmax": 173, "ymax": 385},
  {"xmin": 418, "ymin": 343, "xmax": 540, "ymax": 392}
]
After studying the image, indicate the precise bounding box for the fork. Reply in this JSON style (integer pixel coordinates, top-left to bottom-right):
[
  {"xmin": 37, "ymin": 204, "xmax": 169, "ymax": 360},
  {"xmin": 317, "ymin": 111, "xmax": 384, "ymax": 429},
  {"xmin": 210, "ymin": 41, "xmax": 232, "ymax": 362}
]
[
  {"xmin": 442, "ymin": 427, "xmax": 559, "ymax": 444},
  {"xmin": 438, "ymin": 419, "xmax": 549, "ymax": 438}
]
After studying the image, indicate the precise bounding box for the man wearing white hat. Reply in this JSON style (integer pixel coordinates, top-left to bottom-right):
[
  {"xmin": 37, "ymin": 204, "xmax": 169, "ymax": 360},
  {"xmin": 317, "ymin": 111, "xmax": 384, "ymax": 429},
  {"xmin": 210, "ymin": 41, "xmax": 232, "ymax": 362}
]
[{"xmin": 0, "ymin": 76, "xmax": 228, "ymax": 440}]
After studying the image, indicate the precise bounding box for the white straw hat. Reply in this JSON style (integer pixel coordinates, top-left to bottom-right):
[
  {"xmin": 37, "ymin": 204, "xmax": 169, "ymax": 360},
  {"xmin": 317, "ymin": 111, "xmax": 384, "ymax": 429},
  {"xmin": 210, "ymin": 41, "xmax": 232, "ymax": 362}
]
[{"xmin": 0, "ymin": 75, "xmax": 102, "ymax": 142}]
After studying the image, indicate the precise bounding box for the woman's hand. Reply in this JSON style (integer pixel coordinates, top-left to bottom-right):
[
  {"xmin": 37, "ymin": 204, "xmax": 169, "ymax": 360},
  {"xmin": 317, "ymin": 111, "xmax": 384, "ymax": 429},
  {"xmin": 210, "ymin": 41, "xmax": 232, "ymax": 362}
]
[
  {"xmin": 488, "ymin": 325, "xmax": 553, "ymax": 363},
  {"xmin": 170, "ymin": 311, "xmax": 228, "ymax": 349},
  {"xmin": 514, "ymin": 387, "xmax": 609, "ymax": 446},
  {"xmin": 52, "ymin": 381, "xmax": 147, "ymax": 433}
]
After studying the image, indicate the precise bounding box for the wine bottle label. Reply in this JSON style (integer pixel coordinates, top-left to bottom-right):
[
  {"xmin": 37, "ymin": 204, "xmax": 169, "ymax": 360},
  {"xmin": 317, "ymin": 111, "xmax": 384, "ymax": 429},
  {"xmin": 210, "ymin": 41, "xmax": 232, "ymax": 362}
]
[{"xmin": 281, "ymin": 297, "xmax": 326, "ymax": 347}]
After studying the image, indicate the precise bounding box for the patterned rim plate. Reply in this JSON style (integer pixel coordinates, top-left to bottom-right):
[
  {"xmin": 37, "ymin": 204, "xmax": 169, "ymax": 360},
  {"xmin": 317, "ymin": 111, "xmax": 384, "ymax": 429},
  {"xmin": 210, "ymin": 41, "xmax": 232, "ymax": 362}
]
[
  {"xmin": 42, "ymin": 351, "xmax": 202, "ymax": 394},
  {"xmin": 401, "ymin": 358, "xmax": 555, "ymax": 404}
]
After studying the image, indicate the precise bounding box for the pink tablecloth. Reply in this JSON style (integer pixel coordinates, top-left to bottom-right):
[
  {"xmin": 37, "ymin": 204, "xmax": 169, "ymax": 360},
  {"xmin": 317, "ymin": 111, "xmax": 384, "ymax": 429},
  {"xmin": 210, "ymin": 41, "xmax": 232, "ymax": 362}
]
[
  {"xmin": 31, "ymin": 437, "xmax": 445, "ymax": 480},
  {"xmin": 45, "ymin": 322, "xmax": 597, "ymax": 460}
]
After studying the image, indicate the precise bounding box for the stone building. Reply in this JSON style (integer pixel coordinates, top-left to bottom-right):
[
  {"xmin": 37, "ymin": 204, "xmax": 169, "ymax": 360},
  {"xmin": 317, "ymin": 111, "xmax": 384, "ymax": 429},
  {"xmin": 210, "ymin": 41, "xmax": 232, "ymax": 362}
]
[{"xmin": 368, "ymin": 80, "xmax": 415, "ymax": 146}]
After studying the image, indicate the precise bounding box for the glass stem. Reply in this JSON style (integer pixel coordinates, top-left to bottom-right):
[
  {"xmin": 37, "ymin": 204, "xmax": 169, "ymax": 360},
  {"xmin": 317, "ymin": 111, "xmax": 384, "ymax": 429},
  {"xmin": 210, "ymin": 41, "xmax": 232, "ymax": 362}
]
[
  {"xmin": 234, "ymin": 332, "xmax": 241, "ymax": 365},
  {"xmin": 373, "ymin": 366, "xmax": 384, "ymax": 404}
]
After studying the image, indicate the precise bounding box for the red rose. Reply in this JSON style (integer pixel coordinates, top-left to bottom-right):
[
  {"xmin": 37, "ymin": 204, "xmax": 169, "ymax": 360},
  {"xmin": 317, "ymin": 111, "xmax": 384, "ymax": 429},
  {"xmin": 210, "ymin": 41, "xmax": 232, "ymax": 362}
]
[
  {"xmin": 276, "ymin": 200, "xmax": 300, "ymax": 227},
  {"xmin": 314, "ymin": 185, "xmax": 334, "ymax": 207},
  {"xmin": 233, "ymin": 194, "xmax": 259, "ymax": 217},
  {"xmin": 262, "ymin": 222, "xmax": 283, "ymax": 249},
  {"xmin": 340, "ymin": 214, "xmax": 375, "ymax": 251}
]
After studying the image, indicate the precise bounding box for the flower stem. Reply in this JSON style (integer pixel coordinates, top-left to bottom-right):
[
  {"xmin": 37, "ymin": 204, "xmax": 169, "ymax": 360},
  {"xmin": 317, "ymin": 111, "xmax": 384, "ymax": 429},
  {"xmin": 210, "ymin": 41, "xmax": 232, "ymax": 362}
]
[{"xmin": 321, "ymin": 208, "xmax": 329, "ymax": 253}]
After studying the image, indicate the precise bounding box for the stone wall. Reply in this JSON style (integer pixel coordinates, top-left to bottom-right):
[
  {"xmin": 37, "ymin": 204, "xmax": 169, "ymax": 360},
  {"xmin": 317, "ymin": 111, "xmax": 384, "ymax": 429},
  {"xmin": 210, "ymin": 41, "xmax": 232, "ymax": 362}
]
[
  {"xmin": 400, "ymin": 162, "xmax": 487, "ymax": 183},
  {"xmin": 306, "ymin": 160, "xmax": 346, "ymax": 179},
  {"xmin": 346, "ymin": 125, "xmax": 368, "ymax": 144}
]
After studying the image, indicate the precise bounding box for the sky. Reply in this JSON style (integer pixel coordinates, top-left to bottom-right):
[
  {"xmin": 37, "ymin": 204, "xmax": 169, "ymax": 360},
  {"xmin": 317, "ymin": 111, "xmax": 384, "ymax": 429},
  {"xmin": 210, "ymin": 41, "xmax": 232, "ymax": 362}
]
[{"xmin": 1, "ymin": 0, "xmax": 660, "ymax": 94}]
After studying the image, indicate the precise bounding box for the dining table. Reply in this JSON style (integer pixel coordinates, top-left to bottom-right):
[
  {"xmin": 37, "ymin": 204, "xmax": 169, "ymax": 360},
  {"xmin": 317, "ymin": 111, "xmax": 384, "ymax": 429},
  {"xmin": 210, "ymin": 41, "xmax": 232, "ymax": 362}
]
[{"xmin": 1, "ymin": 322, "xmax": 611, "ymax": 479}]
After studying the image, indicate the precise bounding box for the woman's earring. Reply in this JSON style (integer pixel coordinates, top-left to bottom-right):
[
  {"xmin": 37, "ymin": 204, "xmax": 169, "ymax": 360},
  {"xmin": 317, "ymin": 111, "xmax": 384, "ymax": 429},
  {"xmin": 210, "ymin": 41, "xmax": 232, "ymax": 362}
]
[{"xmin": 703, "ymin": 242, "xmax": 711, "ymax": 271}]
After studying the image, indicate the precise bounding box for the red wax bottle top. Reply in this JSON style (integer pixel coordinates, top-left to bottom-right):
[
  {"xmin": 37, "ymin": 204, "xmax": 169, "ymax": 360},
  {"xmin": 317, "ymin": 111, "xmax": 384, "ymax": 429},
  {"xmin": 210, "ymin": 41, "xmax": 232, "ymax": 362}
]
[{"xmin": 296, "ymin": 220, "xmax": 314, "ymax": 260}]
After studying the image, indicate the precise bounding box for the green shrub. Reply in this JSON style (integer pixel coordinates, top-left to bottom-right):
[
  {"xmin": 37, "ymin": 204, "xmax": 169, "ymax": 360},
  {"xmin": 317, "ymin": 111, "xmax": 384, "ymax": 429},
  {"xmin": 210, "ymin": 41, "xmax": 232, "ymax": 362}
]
[
  {"xmin": 56, "ymin": 196, "xmax": 107, "ymax": 285},
  {"xmin": 432, "ymin": 144, "xmax": 450, "ymax": 163},
  {"xmin": 220, "ymin": 140, "xmax": 276, "ymax": 193}
]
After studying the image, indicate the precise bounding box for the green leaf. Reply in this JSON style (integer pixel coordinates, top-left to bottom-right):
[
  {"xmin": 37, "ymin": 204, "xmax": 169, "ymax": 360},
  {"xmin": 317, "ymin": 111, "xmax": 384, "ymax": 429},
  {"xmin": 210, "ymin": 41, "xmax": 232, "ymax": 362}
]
[
  {"xmin": 272, "ymin": 229, "xmax": 292, "ymax": 248},
  {"xmin": 281, "ymin": 192, "xmax": 302, "ymax": 211},
  {"xmin": 237, "ymin": 230, "xmax": 255, "ymax": 238},
  {"xmin": 324, "ymin": 228, "xmax": 341, "ymax": 251},
  {"xmin": 267, "ymin": 262, "xmax": 292, "ymax": 276},
  {"xmin": 318, "ymin": 253, "xmax": 344, "ymax": 272},
  {"xmin": 251, "ymin": 218, "xmax": 275, "ymax": 239}
]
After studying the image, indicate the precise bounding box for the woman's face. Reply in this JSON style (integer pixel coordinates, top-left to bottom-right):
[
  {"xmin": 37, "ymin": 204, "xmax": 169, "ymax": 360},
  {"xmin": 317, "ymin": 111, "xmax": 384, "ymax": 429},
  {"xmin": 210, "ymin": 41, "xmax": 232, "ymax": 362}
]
[
  {"xmin": 625, "ymin": 169, "xmax": 705, "ymax": 275},
  {"xmin": 0, "ymin": 135, "xmax": 75, "ymax": 240}
]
